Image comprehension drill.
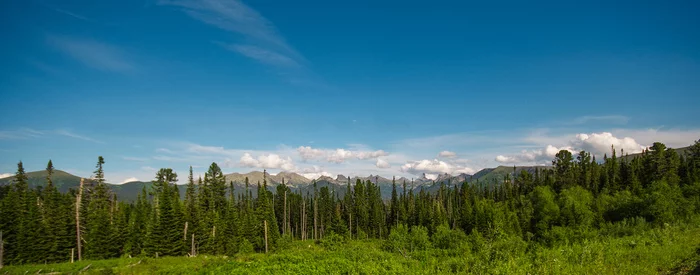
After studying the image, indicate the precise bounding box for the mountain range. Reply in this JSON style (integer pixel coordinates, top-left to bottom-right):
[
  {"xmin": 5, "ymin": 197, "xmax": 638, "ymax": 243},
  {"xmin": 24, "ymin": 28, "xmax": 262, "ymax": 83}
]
[{"xmin": 0, "ymin": 145, "xmax": 691, "ymax": 201}]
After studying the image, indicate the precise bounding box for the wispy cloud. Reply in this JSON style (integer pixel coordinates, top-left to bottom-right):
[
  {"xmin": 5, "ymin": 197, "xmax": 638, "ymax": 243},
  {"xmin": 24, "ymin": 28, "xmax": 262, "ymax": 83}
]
[
  {"xmin": 0, "ymin": 173, "xmax": 13, "ymax": 179},
  {"xmin": 0, "ymin": 128, "xmax": 45, "ymax": 139},
  {"xmin": 0, "ymin": 128, "xmax": 101, "ymax": 143},
  {"xmin": 220, "ymin": 44, "xmax": 300, "ymax": 67},
  {"xmin": 53, "ymin": 8, "xmax": 91, "ymax": 22},
  {"xmin": 54, "ymin": 129, "xmax": 102, "ymax": 143},
  {"xmin": 160, "ymin": 0, "xmax": 305, "ymax": 70},
  {"xmin": 47, "ymin": 35, "xmax": 135, "ymax": 73},
  {"xmin": 569, "ymin": 115, "xmax": 630, "ymax": 125},
  {"xmin": 122, "ymin": 156, "xmax": 148, "ymax": 162}
]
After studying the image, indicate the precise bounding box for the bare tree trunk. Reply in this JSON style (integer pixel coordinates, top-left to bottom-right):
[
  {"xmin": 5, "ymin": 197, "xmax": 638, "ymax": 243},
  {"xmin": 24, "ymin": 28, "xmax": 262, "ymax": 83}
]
[
  {"xmin": 283, "ymin": 191, "xmax": 287, "ymax": 236},
  {"xmin": 1, "ymin": 231, "xmax": 4, "ymax": 269},
  {"xmin": 76, "ymin": 178, "xmax": 84, "ymax": 261},
  {"xmin": 264, "ymin": 220, "xmax": 268, "ymax": 253},
  {"xmin": 212, "ymin": 226, "xmax": 216, "ymax": 238},
  {"xmin": 191, "ymin": 234, "xmax": 195, "ymax": 257},
  {"xmin": 110, "ymin": 193, "xmax": 115, "ymax": 225},
  {"xmin": 301, "ymin": 199, "xmax": 305, "ymax": 240},
  {"xmin": 313, "ymin": 197, "xmax": 317, "ymax": 240},
  {"xmin": 70, "ymin": 248, "xmax": 74, "ymax": 263},
  {"xmin": 349, "ymin": 213, "xmax": 352, "ymax": 240},
  {"xmin": 184, "ymin": 222, "xmax": 188, "ymax": 241}
]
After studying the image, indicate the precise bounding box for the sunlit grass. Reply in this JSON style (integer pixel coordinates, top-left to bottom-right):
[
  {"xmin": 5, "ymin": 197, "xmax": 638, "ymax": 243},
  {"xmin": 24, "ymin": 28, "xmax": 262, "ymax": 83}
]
[{"xmin": 4, "ymin": 223, "xmax": 700, "ymax": 274}]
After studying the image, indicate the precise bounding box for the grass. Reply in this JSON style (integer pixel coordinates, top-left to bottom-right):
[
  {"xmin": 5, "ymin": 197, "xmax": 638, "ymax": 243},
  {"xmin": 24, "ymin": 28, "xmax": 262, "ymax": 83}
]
[{"xmin": 4, "ymin": 223, "xmax": 700, "ymax": 274}]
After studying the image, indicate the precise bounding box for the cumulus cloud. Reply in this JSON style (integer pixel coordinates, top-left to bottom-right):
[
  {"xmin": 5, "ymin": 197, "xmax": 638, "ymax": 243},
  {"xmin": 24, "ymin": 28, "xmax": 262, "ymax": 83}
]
[
  {"xmin": 376, "ymin": 159, "xmax": 391, "ymax": 169},
  {"xmin": 573, "ymin": 132, "xmax": 645, "ymax": 155},
  {"xmin": 438, "ymin": 151, "xmax": 457, "ymax": 158},
  {"xmin": 495, "ymin": 132, "xmax": 647, "ymax": 164},
  {"xmin": 328, "ymin": 149, "xmax": 354, "ymax": 163},
  {"xmin": 400, "ymin": 159, "xmax": 474, "ymax": 176},
  {"xmin": 298, "ymin": 165, "xmax": 333, "ymax": 180},
  {"xmin": 495, "ymin": 145, "xmax": 573, "ymax": 164},
  {"xmin": 119, "ymin": 177, "xmax": 139, "ymax": 184},
  {"xmin": 240, "ymin": 153, "xmax": 296, "ymax": 171},
  {"xmin": 0, "ymin": 173, "xmax": 13, "ymax": 179},
  {"xmin": 296, "ymin": 146, "xmax": 388, "ymax": 163},
  {"xmin": 297, "ymin": 146, "xmax": 325, "ymax": 160},
  {"xmin": 356, "ymin": 150, "xmax": 388, "ymax": 160}
]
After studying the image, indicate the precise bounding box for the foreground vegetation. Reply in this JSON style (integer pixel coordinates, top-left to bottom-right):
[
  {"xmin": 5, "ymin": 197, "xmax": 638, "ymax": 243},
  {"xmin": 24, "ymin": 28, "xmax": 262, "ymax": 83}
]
[
  {"xmin": 4, "ymin": 219, "xmax": 700, "ymax": 274},
  {"xmin": 1, "ymin": 140, "xmax": 700, "ymax": 273}
]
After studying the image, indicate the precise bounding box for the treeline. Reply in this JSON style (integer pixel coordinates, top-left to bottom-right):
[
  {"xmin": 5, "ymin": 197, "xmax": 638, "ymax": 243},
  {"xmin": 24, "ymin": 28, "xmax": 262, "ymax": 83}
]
[{"xmin": 1, "ymin": 141, "xmax": 700, "ymax": 265}]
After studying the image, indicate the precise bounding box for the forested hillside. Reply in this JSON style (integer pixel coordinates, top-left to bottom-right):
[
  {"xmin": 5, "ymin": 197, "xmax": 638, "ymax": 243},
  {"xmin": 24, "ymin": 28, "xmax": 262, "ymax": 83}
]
[{"xmin": 1, "ymin": 140, "xmax": 700, "ymax": 272}]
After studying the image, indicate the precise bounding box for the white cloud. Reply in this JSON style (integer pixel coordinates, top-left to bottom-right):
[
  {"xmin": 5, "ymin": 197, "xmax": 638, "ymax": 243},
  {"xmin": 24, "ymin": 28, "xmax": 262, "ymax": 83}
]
[
  {"xmin": 299, "ymin": 165, "xmax": 333, "ymax": 180},
  {"xmin": 376, "ymin": 159, "xmax": 391, "ymax": 169},
  {"xmin": 569, "ymin": 115, "xmax": 629, "ymax": 125},
  {"xmin": 0, "ymin": 128, "xmax": 44, "ymax": 139},
  {"xmin": 53, "ymin": 8, "xmax": 91, "ymax": 21},
  {"xmin": 0, "ymin": 173, "xmax": 13, "ymax": 179},
  {"xmin": 47, "ymin": 35, "xmax": 134, "ymax": 73},
  {"xmin": 296, "ymin": 146, "xmax": 388, "ymax": 163},
  {"xmin": 400, "ymin": 159, "xmax": 474, "ymax": 176},
  {"xmin": 297, "ymin": 146, "xmax": 325, "ymax": 160},
  {"xmin": 119, "ymin": 177, "xmax": 139, "ymax": 184},
  {"xmin": 453, "ymin": 167, "xmax": 476, "ymax": 174},
  {"xmin": 160, "ymin": 0, "xmax": 303, "ymax": 68},
  {"xmin": 328, "ymin": 149, "xmax": 355, "ymax": 163},
  {"xmin": 155, "ymin": 148, "xmax": 176, "ymax": 154},
  {"xmin": 239, "ymin": 153, "xmax": 296, "ymax": 171},
  {"xmin": 0, "ymin": 128, "xmax": 100, "ymax": 143},
  {"xmin": 495, "ymin": 145, "xmax": 572, "ymax": 164},
  {"xmin": 573, "ymin": 132, "xmax": 645, "ymax": 155},
  {"xmin": 495, "ymin": 131, "xmax": 650, "ymax": 164},
  {"xmin": 123, "ymin": 156, "xmax": 148, "ymax": 162},
  {"xmin": 356, "ymin": 150, "xmax": 388, "ymax": 160},
  {"xmin": 401, "ymin": 159, "xmax": 452, "ymax": 174},
  {"xmin": 613, "ymin": 128, "xmax": 700, "ymax": 149},
  {"xmin": 438, "ymin": 151, "xmax": 457, "ymax": 158},
  {"xmin": 223, "ymin": 44, "xmax": 299, "ymax": 67}
]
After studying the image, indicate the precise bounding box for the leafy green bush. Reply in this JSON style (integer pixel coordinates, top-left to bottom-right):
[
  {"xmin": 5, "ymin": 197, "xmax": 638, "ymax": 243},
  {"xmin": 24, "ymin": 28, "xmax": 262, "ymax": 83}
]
[
  {"xmin": 383, "ymin": 224, "xmax": 409, "ymax": 252},
  {"xmin": 320, "ymin": 232, "xmax": 347, "ymax": 251},
  {"xmin": 530, "ymin": 186, "xmax": 560, "ymax": 236},
  {"xmin": 410, "ymin": 225, "xmax": 431, "ymax": 251},
  {"xmin": 275, "ymin": 234, "xmax": 293, "ymax": 251},
  {"xmin": 559, "ymin": 186, "xmax": 594, "ymax": 228},
  {"xmin": 432, "ymin": 224, "xmax": 467, "ymax": 250},
  {"xmin": 238, "ymin": 238, "xmax": 254, "ymax": 254}
]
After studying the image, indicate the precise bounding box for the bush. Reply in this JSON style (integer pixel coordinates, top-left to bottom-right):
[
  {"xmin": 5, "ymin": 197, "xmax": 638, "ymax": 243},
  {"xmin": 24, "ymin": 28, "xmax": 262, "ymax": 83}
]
[
  {"xmin": 319, "ymin": 232, "xmax": 346, "ymax": 251},
  {"xmin": 432, "ymin": 224, "xmax": 467, "ymax": 250},
  {"xmin": 410, "ymin": 226, "xmax": 431, "ymax": 251},
  {"xmin": 275, "ymin": 234, "xmax": 293, "ymax": 251},
  {"xmin": 643, "ymin": 181, "xmax": 686, "ymax": 224},
  {"xmin": 238, "ymin": 238, "xmax": 254, "ymax": 254},
  {"xmin": 558, "ymin": 186, "xmax": 594, "ymax": 228},
  {"xmin": 383, "ymin": 224, "xmax": 409, "ymax": 253}
]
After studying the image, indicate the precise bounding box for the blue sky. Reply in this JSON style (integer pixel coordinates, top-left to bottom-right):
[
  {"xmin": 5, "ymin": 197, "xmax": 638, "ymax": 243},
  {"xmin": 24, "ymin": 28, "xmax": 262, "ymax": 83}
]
[{"xmin": 1, "ymin": 0, "xmax": 699, "ymax": 183}]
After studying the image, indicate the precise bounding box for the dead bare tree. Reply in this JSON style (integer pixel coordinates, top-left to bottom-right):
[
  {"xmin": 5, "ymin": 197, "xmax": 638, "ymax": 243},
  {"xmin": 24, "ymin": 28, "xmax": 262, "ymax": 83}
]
[
  {"xmin": 76, "ymin": 178, "xmax": 84, "ymax": 261},
  {"xmin": 264, "ymin": 220, "xmax": 269, "ymax": 253}
]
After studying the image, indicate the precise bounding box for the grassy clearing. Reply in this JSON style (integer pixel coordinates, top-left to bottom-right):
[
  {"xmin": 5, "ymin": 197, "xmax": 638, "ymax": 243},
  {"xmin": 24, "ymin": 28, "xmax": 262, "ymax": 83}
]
[{"xmin": 3, "ymin": 223, "xmax": 700, "ymax": 275}]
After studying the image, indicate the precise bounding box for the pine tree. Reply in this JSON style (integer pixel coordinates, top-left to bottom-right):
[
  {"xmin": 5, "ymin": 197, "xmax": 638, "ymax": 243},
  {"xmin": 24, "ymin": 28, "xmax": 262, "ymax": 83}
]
[{"xmin": 85, "ymin": 156, "xmax": 113, "ymax": 259}]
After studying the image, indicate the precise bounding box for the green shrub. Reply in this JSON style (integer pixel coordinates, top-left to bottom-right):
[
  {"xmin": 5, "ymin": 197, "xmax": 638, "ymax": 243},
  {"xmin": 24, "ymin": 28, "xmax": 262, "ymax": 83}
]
[
  {"xmin": 432, "ymin": 224, "xmax": 467, "ymax": 250},
  {"xmin": 320, "ymin": 232, "xmax": 346, "ymax": 251},
  {"xmin": 238, "ymin": 238, "xmax": 254, "ymax": 254},
  {"xmin": 383, "ymin": 224, "xmax": 409, "ymax": 252},
  {"xmin": 410, "ymin": 225, "xmax": 431, "ymax": 251},
  {"xmin": 275, "ymin": 234, "xmax": 293, "ymax": 251}
]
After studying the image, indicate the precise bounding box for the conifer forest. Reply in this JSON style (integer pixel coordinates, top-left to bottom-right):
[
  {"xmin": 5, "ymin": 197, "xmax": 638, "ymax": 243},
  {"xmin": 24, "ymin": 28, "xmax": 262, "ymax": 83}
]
[{"xmin": 1, "ymin": 140, "xmax": 700, "ymax": 274}]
